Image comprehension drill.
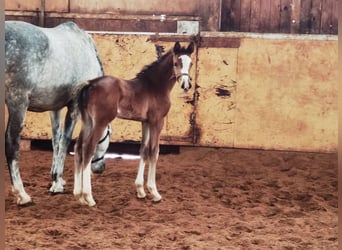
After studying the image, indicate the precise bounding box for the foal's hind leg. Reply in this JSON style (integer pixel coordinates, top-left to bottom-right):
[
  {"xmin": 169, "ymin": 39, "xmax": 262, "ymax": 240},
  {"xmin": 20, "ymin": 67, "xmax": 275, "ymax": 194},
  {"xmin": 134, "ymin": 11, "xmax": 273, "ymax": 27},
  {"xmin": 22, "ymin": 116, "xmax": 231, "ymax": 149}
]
[
  {"xmin": 73, "ymin": 132, "xmax": 83, "ymax": 198},
  {"xmin": 5, "ymin": 102, "xmax": 32, "ymax": 205},
  {"xmin": 49, "ymin": 109, "xmax": 77, "ymax": 193},
  {"xmin": 75, "ymin": 123, "xmax": 106, "ymax": 206}
]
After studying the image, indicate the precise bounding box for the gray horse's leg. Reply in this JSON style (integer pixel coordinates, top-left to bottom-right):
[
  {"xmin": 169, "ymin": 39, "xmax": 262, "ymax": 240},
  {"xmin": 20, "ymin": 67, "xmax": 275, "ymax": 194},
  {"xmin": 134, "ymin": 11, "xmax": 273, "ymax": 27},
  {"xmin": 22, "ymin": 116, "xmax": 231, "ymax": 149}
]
[
  {"xmin": 49, "ymin": 108, "xmax": 77, "ymax": 193},
  {"xmin": 5, "ymin": 102, "xmax": 32, "ymax": 204},
  {"xmin": 49, "ymin": 110, "xmax": 63, "ymax": 190},
  {"xmin": 91, "ymin": 125, "xmax": 111, "ymax": 174}
]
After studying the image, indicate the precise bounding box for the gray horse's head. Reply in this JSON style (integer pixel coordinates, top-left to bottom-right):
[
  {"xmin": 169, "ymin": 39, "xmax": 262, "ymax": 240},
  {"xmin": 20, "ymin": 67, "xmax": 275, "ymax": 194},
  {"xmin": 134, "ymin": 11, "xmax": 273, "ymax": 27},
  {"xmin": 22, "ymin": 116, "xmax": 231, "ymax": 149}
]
[{"xmin": 91, "ymin": 126, "xmax": 111, "ymax": 174}]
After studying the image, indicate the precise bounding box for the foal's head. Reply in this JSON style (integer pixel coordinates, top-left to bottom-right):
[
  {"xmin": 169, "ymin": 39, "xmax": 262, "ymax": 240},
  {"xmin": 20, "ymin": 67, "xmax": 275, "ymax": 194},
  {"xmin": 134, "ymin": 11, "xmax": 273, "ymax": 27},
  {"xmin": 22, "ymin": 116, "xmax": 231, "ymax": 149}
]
[{"xmin": 172, "ymin": 41, "xmax": 195, "ymax": 92}]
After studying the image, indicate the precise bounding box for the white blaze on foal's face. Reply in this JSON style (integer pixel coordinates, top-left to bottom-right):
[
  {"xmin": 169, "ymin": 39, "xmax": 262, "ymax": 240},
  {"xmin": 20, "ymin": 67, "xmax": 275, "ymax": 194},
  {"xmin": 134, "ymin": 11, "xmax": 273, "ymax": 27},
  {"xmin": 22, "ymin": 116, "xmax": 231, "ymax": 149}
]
[{"xmin": 178, "ymin": 55, "xmax": 192, "ymax": 91}]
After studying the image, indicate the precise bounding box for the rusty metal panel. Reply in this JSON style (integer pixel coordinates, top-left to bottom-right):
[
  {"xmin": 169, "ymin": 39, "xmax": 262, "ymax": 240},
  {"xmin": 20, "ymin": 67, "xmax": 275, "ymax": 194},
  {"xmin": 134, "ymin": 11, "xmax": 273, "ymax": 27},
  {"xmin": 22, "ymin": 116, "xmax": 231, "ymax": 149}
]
[
  {"xmin": 196, "ymin": 47, "xmax": 238, "ymax": 147},
  {"xmin": 235, "ymin": 37, "xmax": 338, "ymax": 152}
]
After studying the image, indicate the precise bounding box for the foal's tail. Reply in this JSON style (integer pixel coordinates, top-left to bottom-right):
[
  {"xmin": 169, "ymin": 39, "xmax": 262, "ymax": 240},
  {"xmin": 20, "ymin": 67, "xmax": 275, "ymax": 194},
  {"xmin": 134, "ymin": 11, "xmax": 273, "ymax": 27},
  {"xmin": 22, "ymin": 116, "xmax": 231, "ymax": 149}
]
[{"xmin": 70, "ymin": 81, "xmax": 92, "ymax": 122}]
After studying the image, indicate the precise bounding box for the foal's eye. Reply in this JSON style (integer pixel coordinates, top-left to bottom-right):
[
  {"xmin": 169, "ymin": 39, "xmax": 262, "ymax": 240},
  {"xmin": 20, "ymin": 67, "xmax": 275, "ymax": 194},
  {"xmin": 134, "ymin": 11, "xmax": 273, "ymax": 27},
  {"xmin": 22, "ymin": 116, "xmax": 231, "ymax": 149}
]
[{"xmin": 174, "ymin": 62, "xmax": 178, "ymax": 67}]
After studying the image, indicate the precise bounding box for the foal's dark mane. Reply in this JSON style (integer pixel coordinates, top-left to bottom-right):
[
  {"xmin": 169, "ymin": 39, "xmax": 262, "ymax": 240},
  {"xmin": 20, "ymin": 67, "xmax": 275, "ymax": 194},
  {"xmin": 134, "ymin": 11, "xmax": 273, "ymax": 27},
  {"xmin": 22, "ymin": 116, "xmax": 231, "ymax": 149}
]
[
  {"xmin": 136, "ymin": 44, "xmax": 192, "ymax": 83},
  {"xmin": 136, "ymin": 50, "xmax": 172, "ymax": 81}
]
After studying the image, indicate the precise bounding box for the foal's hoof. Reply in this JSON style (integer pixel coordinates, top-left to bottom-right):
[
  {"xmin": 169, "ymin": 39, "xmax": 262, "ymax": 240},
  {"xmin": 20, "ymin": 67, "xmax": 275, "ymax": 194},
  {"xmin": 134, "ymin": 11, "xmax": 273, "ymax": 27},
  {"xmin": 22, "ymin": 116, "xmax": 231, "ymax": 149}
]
[
  {"xmin": 16, "ymin": 194, "xmax": 33, "ymax": 206},
  {"xmin": 18, "ymin": 200, "xmax": 35, "ymax": 207},
  {"xmin": 152, "ymin": 196, "xmax": 162, "ymax": 203},
  {"xmin": 78, "ymin": 194, "xmax": 96, "ymax": 207},
  {"xmin": 49, "ymin": 180, "xmax": 66, "ymax": 193},
  {"xmin": 136, "ymin": 196, "xmax": 147, "ymax": 201}
]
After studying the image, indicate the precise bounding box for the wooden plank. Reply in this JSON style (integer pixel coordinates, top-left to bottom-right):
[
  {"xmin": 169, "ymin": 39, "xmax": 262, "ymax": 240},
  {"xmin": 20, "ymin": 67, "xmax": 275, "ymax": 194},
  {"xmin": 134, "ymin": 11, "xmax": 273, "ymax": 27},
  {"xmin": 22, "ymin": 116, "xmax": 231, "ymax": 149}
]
[
  {"xmin": 280, "ymin": 0, "xmax": 292, "ymax": 33},
  {"xmin": 200, "ymin": 37, "xmax": 241, "ymax": 48},
  {"xmin": 45, "ymin": 0, "xmax": 69, "ymax": 12},
  {"xmin": 70, "ymin": 0, "xmax": 199, "ymax": 15},
  {"xmin": 198, "ymin": 0, "xmax": 221, "ymax": 31},
  {"xmin": 300, "ymin": 0, "xmax": 312, "ymax": 33},
  {"xmin": 250, "ymin": 0, "xmax": 261, "ymax": 32},
  {"xmin": 5, "ymin": 15, "xmax": 39, "ymax": 26},
  {"xmin": 290, "ymin": 0, "xmax": 301, "ymax": 33},
  {"xmin": 331, "ymin": 0, "xmax": 338, "ymax": 34},
  {"xmin": 310, "ymin": 0, "xmax": 322, "ymax": 34},
  {"xmin": 320, "ymin": 0, "xmax": 334, "ymax": 34},
  {"xmin": 269, "ymin": 0, "xmax": 281, "ymax": 32},
  {"xmin": 259, "ymin": 0, "xmax": 271, "ymax": 32},
  {"xmin": 45, "ymin": 18, "xmax": 178, "ymax": 32},
  {"xmin": 300, "ymin": 0, "xmax": 322, "ymax": 34},
  {"xmin": 5, "ymin": 0, "xmax": 69, "ymax": 12},
  {"xmin": 5, "ymin": 0, "xmax": 40, "ymax": 11},
  {"xmin": 221, "ymin": 0, "xmax": 241, "ymax": 31},
  {"xmin": 240, "ymin": 0, "xmax": 251, "ymax": 32}
]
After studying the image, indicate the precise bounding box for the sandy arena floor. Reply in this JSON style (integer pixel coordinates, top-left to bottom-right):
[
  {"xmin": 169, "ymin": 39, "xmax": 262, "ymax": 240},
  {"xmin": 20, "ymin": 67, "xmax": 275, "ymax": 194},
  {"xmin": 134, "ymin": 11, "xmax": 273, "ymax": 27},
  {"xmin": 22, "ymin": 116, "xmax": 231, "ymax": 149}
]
[{"xmin": 5, "ymin": 147, "xmax": 338, "ymax": 249}]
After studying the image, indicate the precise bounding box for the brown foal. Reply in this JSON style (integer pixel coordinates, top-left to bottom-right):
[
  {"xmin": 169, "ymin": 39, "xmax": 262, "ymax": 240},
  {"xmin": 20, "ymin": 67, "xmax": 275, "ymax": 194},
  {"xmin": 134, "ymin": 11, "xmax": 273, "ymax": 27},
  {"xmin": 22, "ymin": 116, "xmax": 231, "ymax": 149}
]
[{"xmin": 74, "ymin": 41, "xmax": 194, "ymax": 206}]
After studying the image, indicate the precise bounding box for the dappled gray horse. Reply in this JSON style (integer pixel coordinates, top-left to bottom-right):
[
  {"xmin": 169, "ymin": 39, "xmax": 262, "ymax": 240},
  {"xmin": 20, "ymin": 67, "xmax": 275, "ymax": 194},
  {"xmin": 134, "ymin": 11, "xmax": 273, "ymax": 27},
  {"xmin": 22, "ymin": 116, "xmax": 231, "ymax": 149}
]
[{"xmin": 5, "ymin": 21, "xmax": 110, "ymax": 205}]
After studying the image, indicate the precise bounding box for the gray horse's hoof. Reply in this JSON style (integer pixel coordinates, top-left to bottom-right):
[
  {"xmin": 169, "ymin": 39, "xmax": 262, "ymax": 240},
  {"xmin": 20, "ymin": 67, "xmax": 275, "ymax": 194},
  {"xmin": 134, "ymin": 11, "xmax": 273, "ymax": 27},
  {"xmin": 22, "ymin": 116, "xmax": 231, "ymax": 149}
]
[{"xmin": 91, "ymin": 163, "xmax": 106, "ymax": 174}]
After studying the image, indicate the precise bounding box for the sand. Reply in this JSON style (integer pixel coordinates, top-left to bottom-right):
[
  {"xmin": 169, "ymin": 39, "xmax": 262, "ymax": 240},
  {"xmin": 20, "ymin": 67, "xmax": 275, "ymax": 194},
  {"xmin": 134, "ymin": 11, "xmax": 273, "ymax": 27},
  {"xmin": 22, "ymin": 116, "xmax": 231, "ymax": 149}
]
[{"xmin": 5, "ymin": 147, "xmax": 338, "ymax": 249}]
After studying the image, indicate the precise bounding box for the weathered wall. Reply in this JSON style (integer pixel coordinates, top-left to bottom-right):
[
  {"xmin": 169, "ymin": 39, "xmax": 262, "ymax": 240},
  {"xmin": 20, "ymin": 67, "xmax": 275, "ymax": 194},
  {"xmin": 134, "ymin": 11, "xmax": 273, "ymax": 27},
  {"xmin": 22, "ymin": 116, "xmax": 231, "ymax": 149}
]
[
  {"xmin": 195, "ymin": 33, "xmax": 337, "ymax": 152},
  {"xmin": 6, "ymin": 32, "xmax": 337, "ymax": 152}
]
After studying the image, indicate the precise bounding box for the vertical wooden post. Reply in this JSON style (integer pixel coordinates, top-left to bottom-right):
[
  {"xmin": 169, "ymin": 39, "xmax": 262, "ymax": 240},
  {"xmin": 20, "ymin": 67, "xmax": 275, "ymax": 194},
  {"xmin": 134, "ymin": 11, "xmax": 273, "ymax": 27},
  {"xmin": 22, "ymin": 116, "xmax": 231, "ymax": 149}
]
[
  {"xmin": 39, "ymin": 0, "xmax": 45, "ymax": 27},
  {"xmin": 240, "ymin": 0, "xmax": 252, "ymax": 32},
  {"xmin": 198, "ymin": 0, "xmax": 221, "ymax": 31}
]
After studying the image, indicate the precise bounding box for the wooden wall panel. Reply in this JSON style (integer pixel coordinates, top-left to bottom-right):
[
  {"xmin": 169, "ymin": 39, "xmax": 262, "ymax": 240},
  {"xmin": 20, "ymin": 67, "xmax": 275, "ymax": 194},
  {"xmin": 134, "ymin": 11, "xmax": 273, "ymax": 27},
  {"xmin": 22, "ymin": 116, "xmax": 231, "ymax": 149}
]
[
  {"xmin": 6, "ymin": 0, "xmax": 338, "ymax": 34},
  {"xmin": 221, "ymin": 0, "xmax": 337, "ymax": 34}
]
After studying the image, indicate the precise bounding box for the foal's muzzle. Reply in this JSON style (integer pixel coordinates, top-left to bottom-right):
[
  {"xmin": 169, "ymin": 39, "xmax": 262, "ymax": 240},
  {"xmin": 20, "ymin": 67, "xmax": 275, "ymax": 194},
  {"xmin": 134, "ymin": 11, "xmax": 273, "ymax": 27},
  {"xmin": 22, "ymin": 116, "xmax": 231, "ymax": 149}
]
[{"xmin": 177, "ymin": 73, "xmax": 192, "ymax": 92}]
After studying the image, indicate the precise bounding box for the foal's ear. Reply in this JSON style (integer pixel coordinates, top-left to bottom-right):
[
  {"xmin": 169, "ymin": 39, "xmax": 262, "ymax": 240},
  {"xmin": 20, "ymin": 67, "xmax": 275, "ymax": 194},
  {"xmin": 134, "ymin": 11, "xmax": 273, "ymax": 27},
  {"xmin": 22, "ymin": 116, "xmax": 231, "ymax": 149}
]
[
  {"xmin": 173, "ymin": 41, "xmax": 181, "ymax": 54},
  {"xmin": 187, "ymin": 42, "xmax": 195, "ymax": 54}
]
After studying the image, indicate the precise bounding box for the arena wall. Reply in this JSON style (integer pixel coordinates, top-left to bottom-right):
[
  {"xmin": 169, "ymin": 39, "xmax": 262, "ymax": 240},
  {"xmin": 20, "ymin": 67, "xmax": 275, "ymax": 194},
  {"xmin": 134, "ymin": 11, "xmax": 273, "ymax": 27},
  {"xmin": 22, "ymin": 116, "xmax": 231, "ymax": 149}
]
[{"xmin": 6, "ymin": 32, "xmax": 337, "ymax": 152}]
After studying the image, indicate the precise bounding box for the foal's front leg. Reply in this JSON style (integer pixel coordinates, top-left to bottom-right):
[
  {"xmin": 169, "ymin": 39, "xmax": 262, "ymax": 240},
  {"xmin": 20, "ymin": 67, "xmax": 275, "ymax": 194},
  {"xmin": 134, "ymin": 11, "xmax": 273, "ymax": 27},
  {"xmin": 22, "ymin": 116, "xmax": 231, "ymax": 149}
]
[
  {"xmin": 135, "ymin": 122, "xmax": 162, "ymax": 202},
  {"xmin": 146, "ymin": 122, "xmax": 163, "ymax": 202},
  {"xmin": 135, "ymin": 122, "xmax": 149, "ymax": 199}
]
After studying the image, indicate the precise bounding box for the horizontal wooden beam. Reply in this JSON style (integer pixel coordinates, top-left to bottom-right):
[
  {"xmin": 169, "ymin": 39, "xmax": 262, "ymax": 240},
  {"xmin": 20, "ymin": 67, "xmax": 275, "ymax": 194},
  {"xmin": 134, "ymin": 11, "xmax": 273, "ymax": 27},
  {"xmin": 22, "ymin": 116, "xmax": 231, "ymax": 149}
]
[{"xmin": 5, "ymin": 10, "xmax": 201, "ymax": 21}]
